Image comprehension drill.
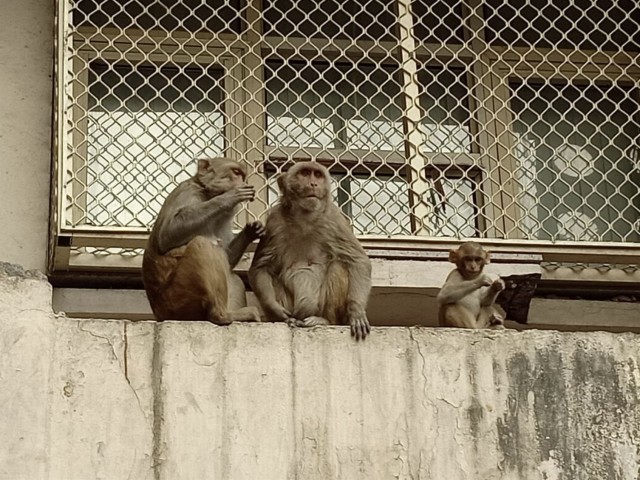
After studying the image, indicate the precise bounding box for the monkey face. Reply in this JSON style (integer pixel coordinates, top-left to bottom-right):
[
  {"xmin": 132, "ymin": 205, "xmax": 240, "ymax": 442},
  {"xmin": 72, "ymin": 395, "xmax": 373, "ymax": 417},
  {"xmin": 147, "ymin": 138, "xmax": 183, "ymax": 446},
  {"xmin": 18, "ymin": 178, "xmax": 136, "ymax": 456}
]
[
  {"xmin": 459, "ymin": 255, "xmax": 486, "ymax": 278},
  {"xmin": 196, "ymin": 158, "xmax": 247, "ymax": 198},
  {"xmin": 278, "ymin": 162, "xmax": 330, "ymax": 212},
  {"xmin": 450, "ymin": 242, "xmax": 490, "ymax": 279},
  {"xmin": 292, "ymin": 165, "xmax": 328, "ymax": 199}
]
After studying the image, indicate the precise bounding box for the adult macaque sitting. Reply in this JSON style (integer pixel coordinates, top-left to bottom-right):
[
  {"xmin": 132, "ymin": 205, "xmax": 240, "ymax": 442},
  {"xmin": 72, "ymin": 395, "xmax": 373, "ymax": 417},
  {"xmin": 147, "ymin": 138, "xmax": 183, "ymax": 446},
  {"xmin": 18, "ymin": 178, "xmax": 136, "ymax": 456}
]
[
  {"xmin": 248, "ymin": 161, "xmax": 372, "ymax": 340},
  {"xmin": 437, "ymin": 241, "xmax": 506, "ymax": 329},
  {"xmin": 142, "ymin": 157, "xmax": 263, "ymax": 324}
]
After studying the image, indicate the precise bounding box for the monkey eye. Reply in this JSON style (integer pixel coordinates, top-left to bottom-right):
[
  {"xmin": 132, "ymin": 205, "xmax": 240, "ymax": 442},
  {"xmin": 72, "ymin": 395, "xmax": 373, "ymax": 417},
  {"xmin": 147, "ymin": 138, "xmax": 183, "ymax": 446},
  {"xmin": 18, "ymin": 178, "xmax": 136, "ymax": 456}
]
[
  {"xmin": 313, "ymin": 170, "xmax": 323, "ymax": 179},
  {"xmin": 299, "ymin": 168, "xmax": 311, "ymax": 177},
  {"xmin": 232, "ymin": 168, "xmax": 244, "ymax": 178}
]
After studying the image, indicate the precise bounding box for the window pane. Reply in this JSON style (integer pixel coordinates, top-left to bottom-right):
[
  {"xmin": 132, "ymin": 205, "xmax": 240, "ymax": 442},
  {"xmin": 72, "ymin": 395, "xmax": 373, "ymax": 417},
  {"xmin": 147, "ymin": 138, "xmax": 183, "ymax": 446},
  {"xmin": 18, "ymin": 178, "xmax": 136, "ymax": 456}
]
[
  {"xmin": 484, "ymin": 0, "xmax": 640, "ymax": 52},
  {"xmin": 417, "ymin": 176, "xmax": 477, "ymax": 237},
  {"xmin": 264, "ymin": 0, "xmax": 397, "ymax": 41},
  {"xmin": 72, "ymin": 0, "xmax": 245, "ymax": 34},
  {"xmin": 267, "ymin": 168, "xmax": 475, "ymax": 237},
  {"xmin": 413, "ymin": 0, "xmax": 466, "ymax": 45},
  {"xmin": 266, "ymin": 61, "xmax": 404, "ymax": 151},
  {"xmin": 418, "ymin": 68, "xmax": 472, "ymax": 153},
  {"xmin": 512, "ymin": 81, "xmax": 640, "ymax": 242},
  {"xmin": 267, "ymin": 170, "xmax": 410, "ymax": 235},
  {"xmin": 343, "ymin": 175, "xmax": 411, "ymax": 235},
  {"xmin": 85, "ymin": 62, "xmax": 225, "ymax": 228}
]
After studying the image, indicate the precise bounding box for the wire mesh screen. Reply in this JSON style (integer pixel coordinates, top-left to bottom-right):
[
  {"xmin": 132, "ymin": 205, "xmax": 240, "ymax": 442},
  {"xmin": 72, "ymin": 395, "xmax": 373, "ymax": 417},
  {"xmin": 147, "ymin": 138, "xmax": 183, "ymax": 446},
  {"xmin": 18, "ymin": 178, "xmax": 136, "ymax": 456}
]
[{"xmin": 58, "ymin": 0, "xmax": 640, "ymax": 247}]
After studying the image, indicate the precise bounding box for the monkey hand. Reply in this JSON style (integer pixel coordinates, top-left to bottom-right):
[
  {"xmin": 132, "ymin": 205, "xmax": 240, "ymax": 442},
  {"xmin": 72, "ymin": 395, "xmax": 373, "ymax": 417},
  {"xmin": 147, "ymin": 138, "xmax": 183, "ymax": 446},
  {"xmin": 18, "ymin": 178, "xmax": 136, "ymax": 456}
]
[
  {"xmin": 218, "ymin": 185, "xmax": 256, "ymax": 209},
  {"xmin": 348, "ymin": 309, "xmax": 371, "ymax": 341},
  {"xmin": 243, "ymin": 221, "xmax": 266, "ymax": 242},
  {"xmin": 490, "ymin": 278, "xmax": 505, "ymax": 292},
  {"xmin": 478, "ymin": 274, "xmax": 493, "ymax": 287}
]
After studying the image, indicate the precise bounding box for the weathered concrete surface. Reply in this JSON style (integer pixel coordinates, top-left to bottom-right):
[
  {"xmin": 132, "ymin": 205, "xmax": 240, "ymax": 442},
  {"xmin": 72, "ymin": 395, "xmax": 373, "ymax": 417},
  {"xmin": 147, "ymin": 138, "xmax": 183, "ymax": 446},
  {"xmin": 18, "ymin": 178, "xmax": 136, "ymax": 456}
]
[
  {"xmin": 0, "ymin": 0, "xmax": 53, "ymax": 271},
  {"xmin": 0, "ymin": 264, "xmax": 155, "ymax": 480},
  {"xmin": 2, "ymin": 265, "xmax": 640, "ymax": 480}
]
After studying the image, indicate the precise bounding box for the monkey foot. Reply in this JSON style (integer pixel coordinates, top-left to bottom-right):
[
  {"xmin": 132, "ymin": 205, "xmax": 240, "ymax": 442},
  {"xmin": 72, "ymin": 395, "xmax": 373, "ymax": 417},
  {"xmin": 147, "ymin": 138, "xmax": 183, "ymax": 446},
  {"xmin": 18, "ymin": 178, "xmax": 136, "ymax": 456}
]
[
  {"xmin": 212, "ymin": 306, "xmax": 261, "ymax": 324},
  {"xmin": 489, "ymin": 313, "xmax": 504, "ymax": 326},
  {"xmin": 291, "ymin": 316, "xmax": 329, "ymax": 328}
]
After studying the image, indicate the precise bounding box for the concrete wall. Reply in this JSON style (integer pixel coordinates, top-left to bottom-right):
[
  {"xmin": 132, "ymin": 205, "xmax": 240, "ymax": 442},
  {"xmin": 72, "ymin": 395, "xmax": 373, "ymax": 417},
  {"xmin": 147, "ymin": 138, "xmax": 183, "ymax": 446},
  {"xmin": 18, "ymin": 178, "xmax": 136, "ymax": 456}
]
[
  {"xmin": 0, "ymin": 0, "xmax": 53, "ymax": 271},
  {"xmin": 2, "ymin": 263, "xmax": 639, "ymax": 480}
]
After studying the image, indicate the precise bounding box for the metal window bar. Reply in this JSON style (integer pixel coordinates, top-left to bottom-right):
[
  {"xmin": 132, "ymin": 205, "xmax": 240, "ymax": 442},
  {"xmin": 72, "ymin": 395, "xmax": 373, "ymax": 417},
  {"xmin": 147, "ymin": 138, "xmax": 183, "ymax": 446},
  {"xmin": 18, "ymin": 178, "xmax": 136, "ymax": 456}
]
[{"xmin": 53, "ymin": 0, "xmax": 640, "ymax": 270}]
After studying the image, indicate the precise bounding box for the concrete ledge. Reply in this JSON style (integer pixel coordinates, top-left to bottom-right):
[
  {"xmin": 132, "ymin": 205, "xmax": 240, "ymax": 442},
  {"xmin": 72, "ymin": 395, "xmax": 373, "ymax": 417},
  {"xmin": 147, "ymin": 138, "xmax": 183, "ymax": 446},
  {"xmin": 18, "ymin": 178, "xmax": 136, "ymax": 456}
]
[
  {"xmin": 53, "ymin": 258, "xmax": 541, "ymax": 326},
  {"xmin": 528, "ymin": 298, "xmax": 640, "ymax": 332},
  {"xmin": 3, "ymin": 265, "xmax": 640, "ymax": 479}
]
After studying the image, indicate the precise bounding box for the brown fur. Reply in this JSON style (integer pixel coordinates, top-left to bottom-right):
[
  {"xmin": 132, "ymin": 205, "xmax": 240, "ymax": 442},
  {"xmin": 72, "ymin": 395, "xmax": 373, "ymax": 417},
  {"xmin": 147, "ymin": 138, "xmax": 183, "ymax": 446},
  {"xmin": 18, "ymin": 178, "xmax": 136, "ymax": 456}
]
[
  {"xmin": 143, "ymin": 157, "xmax": 263, "ymax": 324},
  {"xmin": 248, "ymin": 162, "xmax": 371, "ymax": 340}
]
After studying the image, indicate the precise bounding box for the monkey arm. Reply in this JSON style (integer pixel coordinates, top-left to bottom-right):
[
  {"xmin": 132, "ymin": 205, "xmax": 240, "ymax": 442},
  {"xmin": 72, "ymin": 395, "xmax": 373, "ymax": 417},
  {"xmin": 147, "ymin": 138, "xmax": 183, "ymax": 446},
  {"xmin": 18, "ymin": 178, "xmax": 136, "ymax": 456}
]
[
  {"xmin": 226, "ymin": 221, "xmax": 265, "ymax": 269},
  {"xmin": 346, "ymin": 254, "xmax": 372, "ymax": 311},
  {"xmin": 248, "ymin": 239, "xmax": 289, "ymax": 321},
  {"xmin": 249, "ymin": 268, "xmax": 277, "ymax": 306},
  {"xmin": 481, "ymin": 279, "xmax": 505, "ymax": 306},
  {"xmin": 343, "ymin": 251, "xmax": 372, "ymax": 340},
  {"xmin": 332, "ymin": 215, "xmax": 371, "ymax": 312},
  {"xmin": 437, "ymin": 275, "xmax": 485, "ymax": 304},
  {"xmin": 226, "ymin": 230, "xmax": 252, "ymax": 268},
  {"xmin": 333, "ymin": 215, "xmax": 372, "ymax": 314},
  {"xmin": 157, "ymin": 193, "xmax": 234, "ymax": 254},
  {"xmin": 335, "ymin": 214, "xmax": 372, "ymax": 340}
]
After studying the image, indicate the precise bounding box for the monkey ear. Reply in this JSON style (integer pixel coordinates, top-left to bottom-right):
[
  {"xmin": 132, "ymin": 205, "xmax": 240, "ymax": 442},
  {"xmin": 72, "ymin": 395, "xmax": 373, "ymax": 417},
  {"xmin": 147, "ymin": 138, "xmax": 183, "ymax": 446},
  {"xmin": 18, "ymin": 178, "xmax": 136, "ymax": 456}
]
[
  {"xmin": 276, "ymin": 173, "xmax": 287, "ymax": 193},
  {"xmin": 483, "ymin": 249, "xmax": 491, "ymax": 264},
  {"xmin": 197, "ymin": 158, "xmax": 212, "ymax": 175},
  {"xmin": 448, "ymin": 248, "xmax": 458, "ymax": 264}
]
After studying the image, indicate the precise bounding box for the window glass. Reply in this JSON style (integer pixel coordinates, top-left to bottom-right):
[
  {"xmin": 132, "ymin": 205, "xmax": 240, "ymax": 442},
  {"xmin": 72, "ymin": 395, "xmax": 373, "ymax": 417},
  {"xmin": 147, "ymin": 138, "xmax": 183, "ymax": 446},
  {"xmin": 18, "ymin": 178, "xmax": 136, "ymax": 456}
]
[
  {"xmin": 512, "ymin": 81, "xmax": 640, "ymax": 242},
  {"xmin": 85, "ymin": 62, "xmax": 225, "ymax": 227}
]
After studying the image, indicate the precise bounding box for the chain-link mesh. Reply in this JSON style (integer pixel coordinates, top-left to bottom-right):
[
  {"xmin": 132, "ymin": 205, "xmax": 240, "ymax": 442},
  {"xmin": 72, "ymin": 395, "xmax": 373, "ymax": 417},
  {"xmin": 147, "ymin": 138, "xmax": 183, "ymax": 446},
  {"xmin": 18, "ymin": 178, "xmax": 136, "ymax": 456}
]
[{"xmin": 57, "ymin": 0, "xmax": 640, "ymax": 252}]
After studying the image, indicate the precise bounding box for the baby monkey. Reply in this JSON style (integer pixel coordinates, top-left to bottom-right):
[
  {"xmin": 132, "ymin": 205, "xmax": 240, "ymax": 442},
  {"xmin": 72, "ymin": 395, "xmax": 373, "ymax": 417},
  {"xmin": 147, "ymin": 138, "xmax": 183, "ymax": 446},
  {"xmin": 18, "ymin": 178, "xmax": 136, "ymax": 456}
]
[
  {"xmin": 142, "ymin": 157, "xmax": 263, "ymax": 324},
  {"xmin": 437, "ymin": 242, "xmax": 505, "ymax": 329}
]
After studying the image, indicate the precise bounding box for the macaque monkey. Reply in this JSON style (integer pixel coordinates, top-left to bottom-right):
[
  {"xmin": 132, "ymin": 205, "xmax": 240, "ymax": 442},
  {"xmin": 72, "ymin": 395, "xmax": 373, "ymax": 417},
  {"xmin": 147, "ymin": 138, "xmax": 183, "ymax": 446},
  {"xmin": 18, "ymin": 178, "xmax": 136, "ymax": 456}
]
[
  {"xmin": 142, "ymin": 157, "xmax": 263, "ymax": 324},
  {"xmin": 248, "ymin": 161, "xmax": 372, "ymax": 340},
  {"xmin": 437, "ymin": 242, "xmax": 506, "ymax": 329}
]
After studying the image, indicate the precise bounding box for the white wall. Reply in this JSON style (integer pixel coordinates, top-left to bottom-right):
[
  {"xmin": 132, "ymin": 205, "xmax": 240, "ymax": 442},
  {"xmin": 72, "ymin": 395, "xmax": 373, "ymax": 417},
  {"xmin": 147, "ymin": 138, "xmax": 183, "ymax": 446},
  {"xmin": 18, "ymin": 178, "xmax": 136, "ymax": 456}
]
[
  {"xmin": 2, "ymin": 263, "xmax": 639, "ymax": 480},
  {"xmin": 0, "ymin": 0, "xmax": 53, "ymax": 271}
]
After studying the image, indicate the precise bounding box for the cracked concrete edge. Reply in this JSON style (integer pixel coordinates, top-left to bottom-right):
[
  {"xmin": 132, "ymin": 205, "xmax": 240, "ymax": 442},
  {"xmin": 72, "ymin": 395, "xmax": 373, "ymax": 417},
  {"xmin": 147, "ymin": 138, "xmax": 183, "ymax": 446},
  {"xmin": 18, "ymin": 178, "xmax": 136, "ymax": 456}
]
[{"xmin": 0, "ymin": 261, "xmax": 47, "ymax": 280}]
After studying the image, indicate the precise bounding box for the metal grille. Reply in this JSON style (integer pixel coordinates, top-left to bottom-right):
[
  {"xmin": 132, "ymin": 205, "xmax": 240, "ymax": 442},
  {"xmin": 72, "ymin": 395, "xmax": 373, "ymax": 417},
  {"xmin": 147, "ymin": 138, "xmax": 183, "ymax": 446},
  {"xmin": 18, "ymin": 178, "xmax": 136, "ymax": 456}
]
[{"xmin": 56, "ymin": 0, "xmax": 640, "ymax": 258}]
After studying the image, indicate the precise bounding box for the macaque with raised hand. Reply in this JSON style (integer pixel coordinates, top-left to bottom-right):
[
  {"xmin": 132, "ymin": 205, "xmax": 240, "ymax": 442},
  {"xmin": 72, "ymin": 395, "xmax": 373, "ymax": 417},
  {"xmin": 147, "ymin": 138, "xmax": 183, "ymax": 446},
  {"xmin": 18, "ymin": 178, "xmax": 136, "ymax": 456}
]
[
  {"xmin": 437, "ymin": 242, "xmax": 506, "ymax": 329},
  {"xmin": 248, "ymin": 161, "xmax": 372, "ymax": 340},
  {"xmin": 142, "ymin": 157, "xmax": 264, "ymax": 324}
]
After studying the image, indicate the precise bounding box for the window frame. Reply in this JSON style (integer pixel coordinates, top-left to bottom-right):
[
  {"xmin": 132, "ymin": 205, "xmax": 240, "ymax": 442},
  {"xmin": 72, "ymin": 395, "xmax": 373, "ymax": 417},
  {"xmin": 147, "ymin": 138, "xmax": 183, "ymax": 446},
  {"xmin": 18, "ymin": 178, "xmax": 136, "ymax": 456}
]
[{"xmin": 51, "ymin": 0, "xmax": 640, "ymax": 276}]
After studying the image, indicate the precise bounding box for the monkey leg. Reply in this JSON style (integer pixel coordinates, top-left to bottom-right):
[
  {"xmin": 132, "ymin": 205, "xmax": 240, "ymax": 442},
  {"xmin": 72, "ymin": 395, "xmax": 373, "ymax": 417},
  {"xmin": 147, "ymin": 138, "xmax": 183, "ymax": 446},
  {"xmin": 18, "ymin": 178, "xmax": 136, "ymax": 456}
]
[
  {"xmin": 158, "ymin": 236, "xmax": 230, "ymax": 323},
  {"xmin": 158, "ymin": 236, "xmax": 257, "ymax": 324},
  {"xmin": 478, "ymin": 306, "xmax": 505, "ymax": 329},
  {"xmin": 224, "ymin": 273, "xmax": 261, "ymax": 323},
  {"xmin": 287, "ymin": 265, "xmax": 324, "ymax": 323},
  {"xmin": 439, "ymin": 304, "xmax": 479, "ymax": 329},
  {"xmin": 227, "ymin": 273, "xmax": 248, "ymax": 310}
]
